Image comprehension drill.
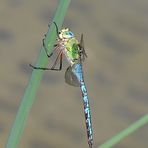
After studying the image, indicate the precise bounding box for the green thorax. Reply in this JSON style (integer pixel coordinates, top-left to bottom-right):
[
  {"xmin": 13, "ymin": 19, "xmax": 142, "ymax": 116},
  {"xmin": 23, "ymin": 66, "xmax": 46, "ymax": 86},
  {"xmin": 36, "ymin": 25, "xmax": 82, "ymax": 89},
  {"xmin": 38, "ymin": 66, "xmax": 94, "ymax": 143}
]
[{"xmin": 64, "ymin": 38, "xmax": 80, "ymax": 64}]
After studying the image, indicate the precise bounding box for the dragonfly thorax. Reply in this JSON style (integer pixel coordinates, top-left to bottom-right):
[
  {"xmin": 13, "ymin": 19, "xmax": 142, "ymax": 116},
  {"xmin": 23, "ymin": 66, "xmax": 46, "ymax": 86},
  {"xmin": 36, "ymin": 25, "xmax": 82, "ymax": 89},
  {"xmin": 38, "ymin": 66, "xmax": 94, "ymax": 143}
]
[
  {"xmin": 64, "ymin": 38, "xmax": 80, "ymax": 65},
  {"xmin": 58, "ymin": 28, "xmax": 81, "ymax": 65}
]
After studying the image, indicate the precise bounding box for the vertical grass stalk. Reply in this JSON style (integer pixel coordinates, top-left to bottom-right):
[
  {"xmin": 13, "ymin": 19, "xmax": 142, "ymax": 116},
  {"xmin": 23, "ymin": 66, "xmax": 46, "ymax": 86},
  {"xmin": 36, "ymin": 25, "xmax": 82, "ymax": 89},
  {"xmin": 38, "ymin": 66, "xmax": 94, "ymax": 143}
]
[
  {"xmin": 6, "ymin": 0, "xmax": 71, "ymax": 147},
  {"xmin": 99, "ymin": 114, "xmax": 148, "ymax": 148}
]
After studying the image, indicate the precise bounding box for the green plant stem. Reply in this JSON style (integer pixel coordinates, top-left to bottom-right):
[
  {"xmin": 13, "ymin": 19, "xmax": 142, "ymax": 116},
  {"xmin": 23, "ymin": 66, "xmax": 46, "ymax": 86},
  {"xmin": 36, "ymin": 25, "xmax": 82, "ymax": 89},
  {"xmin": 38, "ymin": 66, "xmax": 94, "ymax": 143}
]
[
  {"xmin": 99, "ymin": 114, "xmax": 148, "ymax": 148},
  {"xmin": 6, "ymin": 0, "xmax": 71, "ymax": 147}
]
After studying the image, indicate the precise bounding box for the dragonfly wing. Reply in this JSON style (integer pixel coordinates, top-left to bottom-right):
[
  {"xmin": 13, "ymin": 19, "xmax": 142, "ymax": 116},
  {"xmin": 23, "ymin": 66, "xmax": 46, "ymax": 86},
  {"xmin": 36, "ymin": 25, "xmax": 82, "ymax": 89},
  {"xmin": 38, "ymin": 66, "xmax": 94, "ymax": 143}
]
[
  {"xmin": 79, "ymin": 34, "xmax": 87, "ymax": 61},
  {"xmin": 65, "ymin": 66, "xmax": 80, "ymax": 87}
]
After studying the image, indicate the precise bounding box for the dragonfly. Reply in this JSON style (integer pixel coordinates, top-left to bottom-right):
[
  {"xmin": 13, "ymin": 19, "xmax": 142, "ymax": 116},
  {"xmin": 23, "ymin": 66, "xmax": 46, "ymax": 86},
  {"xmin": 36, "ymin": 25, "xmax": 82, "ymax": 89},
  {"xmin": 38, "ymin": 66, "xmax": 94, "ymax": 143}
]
[{"xmin": 30, "ymin": 22, "xmax": 93, "ymax": 148}]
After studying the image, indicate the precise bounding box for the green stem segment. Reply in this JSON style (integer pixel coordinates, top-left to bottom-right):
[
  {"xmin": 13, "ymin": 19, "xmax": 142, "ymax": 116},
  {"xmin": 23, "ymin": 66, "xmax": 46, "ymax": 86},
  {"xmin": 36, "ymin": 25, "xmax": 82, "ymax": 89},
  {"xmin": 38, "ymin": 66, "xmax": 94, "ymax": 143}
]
[
  {"xmin": 6, "ymin": 0, "xmax": 71, "ymax": 147},
  {"xmin": 99, "ymin": 114, "xmax": 148, "ymax": 148}
]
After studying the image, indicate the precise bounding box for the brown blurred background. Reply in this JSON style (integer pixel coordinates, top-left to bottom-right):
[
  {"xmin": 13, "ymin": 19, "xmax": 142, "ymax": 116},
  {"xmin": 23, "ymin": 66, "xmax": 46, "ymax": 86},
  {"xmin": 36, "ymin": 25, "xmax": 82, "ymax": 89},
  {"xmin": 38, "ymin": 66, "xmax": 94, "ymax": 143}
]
[{"xmin": 0, "ymin": 0, "xmax": 148, "ymax": 148}]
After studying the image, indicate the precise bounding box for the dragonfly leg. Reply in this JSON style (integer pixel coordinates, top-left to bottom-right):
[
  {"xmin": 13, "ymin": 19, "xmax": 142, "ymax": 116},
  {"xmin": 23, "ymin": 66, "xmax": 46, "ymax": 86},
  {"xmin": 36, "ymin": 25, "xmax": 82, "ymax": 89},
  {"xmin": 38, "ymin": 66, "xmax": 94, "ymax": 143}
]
[
  {"xmin": 29, "ymin": 50, "xmax": 63, "ymax": 71},
  {"xmin": 48, "ymin": 21, "xmax": 59, "ymax": 37},
  {"xmin": 42, "ymin": 37, "xmax": 61, "ymax": 59},
  {"xmin": 43, "ymin": 21, "xmax": 60, "ymax": 58},
  {"xmin": 42, "ymin": 37, "xmax": 53, "ymax": 58},
  {"xmin": 53, "ymin": 21, "xmax": 59, "ymax": 37},
  {"xmin": 29, "ymin": 64, "xmax": 54, "ymax": 70}
]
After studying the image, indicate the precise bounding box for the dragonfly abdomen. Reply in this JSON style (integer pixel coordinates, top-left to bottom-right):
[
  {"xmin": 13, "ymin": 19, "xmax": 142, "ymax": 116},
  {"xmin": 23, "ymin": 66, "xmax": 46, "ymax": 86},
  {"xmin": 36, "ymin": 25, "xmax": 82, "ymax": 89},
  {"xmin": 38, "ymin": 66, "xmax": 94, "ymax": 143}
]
[
  {"xmin": 80, "ymin": 81, "xmax": 93, "ymax": 148},
  {"xmin": 72, "ymin": 63, "xmax": 93, "ymax": 148}
]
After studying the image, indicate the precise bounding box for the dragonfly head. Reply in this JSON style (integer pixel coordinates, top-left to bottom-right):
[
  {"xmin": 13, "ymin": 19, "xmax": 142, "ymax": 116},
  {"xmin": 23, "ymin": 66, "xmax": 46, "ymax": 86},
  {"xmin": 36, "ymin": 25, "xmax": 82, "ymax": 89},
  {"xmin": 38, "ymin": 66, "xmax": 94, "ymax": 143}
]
[{"xmin": 59, "ymin": 28, "xmax": 74, "ymax": 39}]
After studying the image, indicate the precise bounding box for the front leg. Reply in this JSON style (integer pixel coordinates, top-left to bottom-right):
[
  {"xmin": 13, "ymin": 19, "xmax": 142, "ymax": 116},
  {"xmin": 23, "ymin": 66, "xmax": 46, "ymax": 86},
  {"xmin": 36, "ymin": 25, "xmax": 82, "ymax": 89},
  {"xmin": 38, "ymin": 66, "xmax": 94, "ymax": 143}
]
[
  {"xmin": 43, "ymin": 21, "xmax": 60, "ymax": 58},
  {"xmin": 42, "ymin": 37, "xmax": 53, "ymax": 58},
  {"xmin": 29, "ymin": 50, "xmax": 63, "ymax": 71}
]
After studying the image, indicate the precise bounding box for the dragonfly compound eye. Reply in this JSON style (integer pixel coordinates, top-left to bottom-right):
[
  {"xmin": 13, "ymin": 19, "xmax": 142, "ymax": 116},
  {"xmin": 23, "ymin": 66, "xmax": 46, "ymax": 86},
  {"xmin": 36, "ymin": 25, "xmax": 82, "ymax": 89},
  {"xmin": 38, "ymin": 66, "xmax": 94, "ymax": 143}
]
[
  {"xmin": 69, "ymin": 32, "xmax": 74, "ymax": 38},
  {"xmin": 63, "ymin": 31, "xmax": 74, "ymax": 39}
]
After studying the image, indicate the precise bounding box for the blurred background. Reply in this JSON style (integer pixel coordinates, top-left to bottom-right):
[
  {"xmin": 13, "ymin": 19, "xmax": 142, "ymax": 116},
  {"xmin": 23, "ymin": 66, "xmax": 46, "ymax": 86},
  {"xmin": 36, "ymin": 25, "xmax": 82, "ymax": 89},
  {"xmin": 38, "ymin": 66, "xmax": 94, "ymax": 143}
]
[{"xmin": 0, "ymin": 0, "xmax": 148, "ymax": 147}]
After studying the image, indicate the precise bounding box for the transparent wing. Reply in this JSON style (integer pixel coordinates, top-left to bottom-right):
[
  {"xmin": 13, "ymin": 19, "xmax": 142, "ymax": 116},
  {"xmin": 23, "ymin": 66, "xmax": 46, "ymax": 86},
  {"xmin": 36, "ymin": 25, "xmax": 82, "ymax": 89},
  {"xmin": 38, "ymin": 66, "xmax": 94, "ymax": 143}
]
[
  {"xmin": 79, "ymin": 34, "xmax": 87, "ymax": 61},
  {"xmin": 65, "ymin": 66, "xmax": 80, "ymax": 87}
]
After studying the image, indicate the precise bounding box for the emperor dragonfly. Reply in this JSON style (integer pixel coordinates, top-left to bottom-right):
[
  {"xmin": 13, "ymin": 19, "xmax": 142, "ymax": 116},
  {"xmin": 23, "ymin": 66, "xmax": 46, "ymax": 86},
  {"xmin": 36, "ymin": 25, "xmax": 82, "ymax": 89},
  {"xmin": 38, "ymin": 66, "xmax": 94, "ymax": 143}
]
[{"xmin": 30, "ymin": 22, "xmax": 93, "ymax": 148}]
